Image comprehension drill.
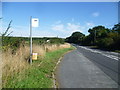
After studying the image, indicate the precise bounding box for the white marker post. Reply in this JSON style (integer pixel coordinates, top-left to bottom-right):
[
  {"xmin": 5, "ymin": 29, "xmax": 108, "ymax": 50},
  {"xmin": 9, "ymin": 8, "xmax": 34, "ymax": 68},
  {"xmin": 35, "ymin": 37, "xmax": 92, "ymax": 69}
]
[{"xmin": 30, "ymin": 17, "xmax": 39, "ymax": 64}]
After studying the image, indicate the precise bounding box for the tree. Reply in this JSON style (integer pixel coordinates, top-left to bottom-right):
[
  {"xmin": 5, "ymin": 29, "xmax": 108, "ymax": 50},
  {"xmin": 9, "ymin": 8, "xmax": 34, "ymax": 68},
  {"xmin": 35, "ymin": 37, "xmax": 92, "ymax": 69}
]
[
  {"xmin": 88, "ymin": 26, "xmax": 110, "ymax": 45},
  {"xmin": 82, "ymin": 35, "xmax": 93, "ymax": 46},
  {"xmin": 65, "ymin": 32, "xmax": 85, "ymax": 44},
  {"xmin": 110, "ymin": 23, "xmax": 120, "ymax": 50},
  {"xmin": 88, "ymin": 26, "xmax": 110, "ymax": 38},
  {"xmin": 97, "ymin": 37, "xmax": 114, "ymax": 49},
  {"xmin": 66, "ymin": 24, "xmax": 120, "ymax": 50},
  {"xmin": 112, "ymin": 23, "xmax": 120, "ymax": 34}
]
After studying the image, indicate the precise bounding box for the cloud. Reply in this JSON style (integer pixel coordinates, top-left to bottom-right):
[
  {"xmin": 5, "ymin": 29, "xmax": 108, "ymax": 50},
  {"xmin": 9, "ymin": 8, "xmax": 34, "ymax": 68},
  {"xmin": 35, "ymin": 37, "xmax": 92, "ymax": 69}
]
[
  {"xmin": 51, "ymin": 21, "xmax": 95, "ymax": 36},
  {"xmin": 10, "ymin": 26, "xmax": 30, "ymax": 37},
  {"xmin": 1, "ymin": 26, "xmax": 26, "ymax": 36},
  {"xmin": 92, "ymin": 12, "xmax": 100, "ymax": 17},
  {"xmin": 9, "ymin": 26, "xmax": 57, "ymax": 37},
  {"xmin": 80, "ymin": 22, "xmax": 95, "ymax": 35},
  {"xmin": 2, "ymin": 20, "xmax": 96, "ymax": 38},
  {"xmin": 67, "ymin": 23, "xmax": 83, "ymax": 33},
  {"xmin": 86, "ymin": 22, "xmax": 95, "ymax": 28},
  {"xmin": 51, "ymin": 22, "xmax": 84, "ymax": 37},
  {"xmin": 32, "ymin": 30, "xmax": 57, "ymax": 37},
  {"xmin": 52, "ymin": 24, "xmax": 64, "ymax": 32}
]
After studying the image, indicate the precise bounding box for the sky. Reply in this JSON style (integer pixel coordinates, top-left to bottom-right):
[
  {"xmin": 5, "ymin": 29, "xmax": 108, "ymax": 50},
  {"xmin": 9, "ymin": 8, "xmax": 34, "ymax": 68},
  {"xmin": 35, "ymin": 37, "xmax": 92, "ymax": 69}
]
[{"xmin": 2, "ymin": 2, "xmax": 118, "ymax": 38}]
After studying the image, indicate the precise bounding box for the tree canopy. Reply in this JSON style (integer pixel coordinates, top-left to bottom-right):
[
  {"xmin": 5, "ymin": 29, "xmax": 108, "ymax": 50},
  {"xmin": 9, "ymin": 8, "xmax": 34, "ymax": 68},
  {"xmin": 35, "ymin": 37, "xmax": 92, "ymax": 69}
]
[
  {"xmin": 65, "ymin": 32, "xmax": 85, "ymax": 44},
  {"xmin": 65, "ymin": 23, "xmax": 120, "ymax": 51}
]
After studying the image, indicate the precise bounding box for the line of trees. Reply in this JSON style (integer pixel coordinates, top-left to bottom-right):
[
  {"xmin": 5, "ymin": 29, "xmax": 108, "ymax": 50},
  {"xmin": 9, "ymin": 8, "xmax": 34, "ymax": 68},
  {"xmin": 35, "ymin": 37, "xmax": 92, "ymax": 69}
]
[{"xmin": 65, "ymin": 23, "xmax": 120, "ymax": 51}]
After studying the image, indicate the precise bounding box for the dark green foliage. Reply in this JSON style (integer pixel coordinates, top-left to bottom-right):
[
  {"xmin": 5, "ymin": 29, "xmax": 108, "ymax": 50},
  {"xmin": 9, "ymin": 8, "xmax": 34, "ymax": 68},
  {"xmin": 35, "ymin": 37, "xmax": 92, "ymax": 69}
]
[
  {"xmin": 66, "ymin": 24, "xmax": 120, "ymax": 51},
  {"xmin": 65, "ymin": 32, "xmax": 85, "ymax": 44},
  {"xmin": 2, "ymin": 36, "xmax": 65, "ymax": 52},
  {"xmin": 2, "ymin": 36, "xmax": 26, "ymax": 53},
  {"xmin": 32, "ymin": 37, "xmax": 65, "ymax": 45},
  {"xmin": 88, "ymin": 26, "xmax": 110, "ymax": 38},
  {"xmin": 82, "ymin": 35, "xmax": 93, "ymax": 46},
  {"xmin": 96, "ymin": 38, "xmax": 114, "ymax": 49},
  {"xmin": 112, "ymin": 23, "xmax": 120, "ymax": 34},
  {"xmin": 49, "ymin": 37, "xmax": 64, "ymax": 44},
  {"xmin": 87, "ymin": 26, "xmax": 110, "ymax": 45},
  {"xmin": 82, "ymin": 24, "xmax": 120, "ymax": 50},
  {"xmin": 107, "ymin": 32, "xmax": 120, "ymax": 50}
]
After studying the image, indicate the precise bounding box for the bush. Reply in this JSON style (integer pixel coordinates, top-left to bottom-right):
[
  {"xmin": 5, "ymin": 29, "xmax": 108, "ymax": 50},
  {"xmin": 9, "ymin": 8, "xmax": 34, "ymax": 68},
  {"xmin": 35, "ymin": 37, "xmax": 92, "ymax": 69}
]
[
  {"xmin": 97, "ymin": 38, "xmax": 114, "ymax": 49},
  {"xmin": 2, "ymin": 37, "xmax": 24, "ymax": 52},
  {"xmin": 82, "ymin": 35, "xmax": 93, "ymax": 46},
  {"xmin": 49, "ymin": 38, "xmax": 65, "ymax": 44}
]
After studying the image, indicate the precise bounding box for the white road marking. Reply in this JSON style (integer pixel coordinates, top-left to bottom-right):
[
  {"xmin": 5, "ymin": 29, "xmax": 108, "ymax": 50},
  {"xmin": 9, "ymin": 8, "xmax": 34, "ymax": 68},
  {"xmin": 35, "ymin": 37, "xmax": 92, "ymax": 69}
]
[{"xmin": 78, "ymin": 46, "xmax": 119, "ymax": 61}]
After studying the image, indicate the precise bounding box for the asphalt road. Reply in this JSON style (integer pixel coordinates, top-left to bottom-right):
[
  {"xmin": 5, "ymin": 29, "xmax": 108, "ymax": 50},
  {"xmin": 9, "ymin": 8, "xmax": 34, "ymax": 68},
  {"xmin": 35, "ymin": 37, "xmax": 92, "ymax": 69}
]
[{"xmin": 56, "ymin": 44, "xmax": 119, "ymax": 88}]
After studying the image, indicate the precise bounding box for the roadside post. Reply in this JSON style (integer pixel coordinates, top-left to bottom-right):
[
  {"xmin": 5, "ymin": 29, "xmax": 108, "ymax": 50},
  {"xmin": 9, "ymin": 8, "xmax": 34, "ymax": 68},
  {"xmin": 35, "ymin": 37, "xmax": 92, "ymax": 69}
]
[{"xmin": 30, "ymin": 16, "xmax": 39, "ymax": 64}]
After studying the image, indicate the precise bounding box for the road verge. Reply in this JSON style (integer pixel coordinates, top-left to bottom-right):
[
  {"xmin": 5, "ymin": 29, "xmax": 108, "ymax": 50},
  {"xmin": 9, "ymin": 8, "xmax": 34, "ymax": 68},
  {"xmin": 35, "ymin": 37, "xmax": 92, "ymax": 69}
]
[{"xmin": 3, "ymin": 45, "xmax": 75, "ymax": 88}]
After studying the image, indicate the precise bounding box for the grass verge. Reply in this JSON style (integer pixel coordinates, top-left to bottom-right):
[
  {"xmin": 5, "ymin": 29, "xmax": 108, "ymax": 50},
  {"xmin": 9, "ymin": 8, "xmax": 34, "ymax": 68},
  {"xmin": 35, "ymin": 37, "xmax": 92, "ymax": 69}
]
[{"xmin": 4, "ymin": 46, "xmax": 75, "ymax": 88}]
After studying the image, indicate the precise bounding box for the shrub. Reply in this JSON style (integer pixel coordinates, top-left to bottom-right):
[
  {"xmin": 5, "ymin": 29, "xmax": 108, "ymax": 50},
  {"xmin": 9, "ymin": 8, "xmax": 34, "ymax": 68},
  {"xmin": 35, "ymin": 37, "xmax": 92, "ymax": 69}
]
[{"xmin": 97, "ymin": 38, "xmax": 114, "ymax": 49}]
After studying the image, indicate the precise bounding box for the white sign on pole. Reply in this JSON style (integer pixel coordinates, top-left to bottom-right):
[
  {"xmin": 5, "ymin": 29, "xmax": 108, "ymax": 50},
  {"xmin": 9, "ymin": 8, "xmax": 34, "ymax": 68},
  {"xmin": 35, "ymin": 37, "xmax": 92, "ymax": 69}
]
[{"xmin": 32, "ymin": 18, "xmax": 39, "ymax": 27}]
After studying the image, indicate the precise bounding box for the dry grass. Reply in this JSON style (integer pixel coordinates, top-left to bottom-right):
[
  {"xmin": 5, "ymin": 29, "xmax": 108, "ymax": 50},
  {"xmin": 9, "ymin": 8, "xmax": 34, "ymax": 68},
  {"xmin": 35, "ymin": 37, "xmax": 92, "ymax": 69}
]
[
  {"xmin": 59, "ymin": 43, "xmax": 71, "ymax": 49},
  {"xmin": 44, "ymin": 43, "xmax": 71, "ymax": 52},
  {"xmin": 2, "ymin": 43, "xmax": 71, "ymax": 87},
  {"xmin": 2, "ymin": 46, "xmax": 29, "ymax": 86},
  {"xmin": 32, "ymin": 43, "xmax": 71, "ymax": 55},
  {"xmin": 32, "ymin": 44, "xmax": 45, "ymax": 58}
]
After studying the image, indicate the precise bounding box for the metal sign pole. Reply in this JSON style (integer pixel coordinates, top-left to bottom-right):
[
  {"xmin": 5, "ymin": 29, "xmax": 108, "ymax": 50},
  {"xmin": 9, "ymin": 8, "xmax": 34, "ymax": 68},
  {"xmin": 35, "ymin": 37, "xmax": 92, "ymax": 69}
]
[
  {"xmin": 29, "ymin": 17, "xmax": 39, "ymax": 64},
  {"xmin": 30, "ymin": 16, "xmax": 32, "ymax": 64}
]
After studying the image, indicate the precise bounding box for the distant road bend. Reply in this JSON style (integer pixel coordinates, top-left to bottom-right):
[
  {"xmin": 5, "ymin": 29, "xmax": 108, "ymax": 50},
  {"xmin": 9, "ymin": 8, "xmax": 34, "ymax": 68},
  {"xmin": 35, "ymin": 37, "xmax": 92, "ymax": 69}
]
[{"xmin": 56, "ymin": 44, "xmax": 119, "ymax": 88}]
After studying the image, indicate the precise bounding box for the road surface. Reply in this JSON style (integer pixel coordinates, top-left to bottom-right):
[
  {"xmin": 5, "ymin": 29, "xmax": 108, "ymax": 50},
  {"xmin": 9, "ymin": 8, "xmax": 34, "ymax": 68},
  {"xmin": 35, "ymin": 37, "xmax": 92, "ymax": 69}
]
[{"xmin": 56, "ymin": 44, "xmax": 119, "ymax": 88}]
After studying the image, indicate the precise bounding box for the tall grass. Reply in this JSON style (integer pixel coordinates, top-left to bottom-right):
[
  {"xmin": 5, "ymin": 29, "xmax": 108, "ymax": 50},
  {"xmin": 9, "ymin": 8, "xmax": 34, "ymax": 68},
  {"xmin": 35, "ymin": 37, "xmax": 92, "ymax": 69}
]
[
  {"xmin": 2, "ymin": 46, "xmax": 29, "ymax": 87},
  {"xmin": 2, "ymin": 43, "xmax": 71, "ymax": 87},
  {"xmin": 32, "ymin": 44, "xmax": 45, "ymax": 58},
  {"xmin": 43, "ymin": 43, "xmax": 71, "ymax": 52}
]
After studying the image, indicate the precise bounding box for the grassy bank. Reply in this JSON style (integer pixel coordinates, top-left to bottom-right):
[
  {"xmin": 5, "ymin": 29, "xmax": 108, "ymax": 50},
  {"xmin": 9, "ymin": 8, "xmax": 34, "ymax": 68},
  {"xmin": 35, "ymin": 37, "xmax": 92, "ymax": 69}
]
[{"xmin": 3, "ymin": 44, "xmax": 75, "ymax": 88}]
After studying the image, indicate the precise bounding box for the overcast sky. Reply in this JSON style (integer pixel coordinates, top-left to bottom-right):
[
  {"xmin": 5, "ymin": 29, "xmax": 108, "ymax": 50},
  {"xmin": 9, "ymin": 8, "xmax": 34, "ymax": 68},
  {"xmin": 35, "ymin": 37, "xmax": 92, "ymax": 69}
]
[{"xmin": 2, "ymin": 2, "xmax": 118, "ymax": 38}]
